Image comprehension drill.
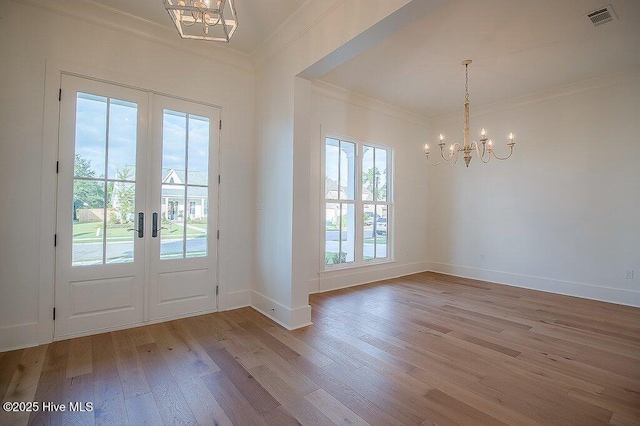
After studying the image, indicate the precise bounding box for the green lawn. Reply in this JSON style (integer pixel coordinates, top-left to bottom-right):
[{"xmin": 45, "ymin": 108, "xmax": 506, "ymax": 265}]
[
  {"xmin": 73, "ymin": 220, "xmax": 207, "ymax": 243},
  {"xmin": 364, "ymin": 236, "xmax": 387, "ymax": 244}
]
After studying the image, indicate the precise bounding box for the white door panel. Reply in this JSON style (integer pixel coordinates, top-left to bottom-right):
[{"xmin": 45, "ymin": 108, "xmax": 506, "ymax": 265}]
[{"xmin": 55, "ymin": 75, "xmax": 148, "ymax": 337}]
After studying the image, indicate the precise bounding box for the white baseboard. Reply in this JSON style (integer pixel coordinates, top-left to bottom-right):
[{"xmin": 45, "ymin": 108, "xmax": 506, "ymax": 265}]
[
  {"xmin": 0, "ymin": 322, "xmax": 40, "ymax": 352},
  {"xmin": 313, "ymin": 261, "xmax": 430, "ymax": 294},
  {"xmin": 52, "ymin": 307, "xmax": 221, "ymax": 342},
  {"xmin": 428, "ymin": 262, "xmax": 640, "ymax": 308},
  {"xmin": 221, "ymin": 289, "xmax": 251, "ymax": 311},
  {"xmin": 250, "ymin": 290, "xmax": 312, "ymax": 330}
]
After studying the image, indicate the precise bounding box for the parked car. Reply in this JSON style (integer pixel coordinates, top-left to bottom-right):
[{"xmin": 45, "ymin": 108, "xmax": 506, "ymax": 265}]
[{"xmin": 376, "ymin": 217, "xmax": 387, "ymax": 235}]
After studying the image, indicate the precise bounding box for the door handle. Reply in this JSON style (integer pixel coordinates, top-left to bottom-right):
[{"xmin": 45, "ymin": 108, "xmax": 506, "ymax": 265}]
[
  {"xmin": 135, "ymin": 212, "xmax": 144, "ymax": 238},
  {"xmin": 127, "ymin": 212, "xmax": 144, "ymax": 238},
  {"xmin": 152, "ymin": 212, "xmax": 167, "ymax": 238},
  {"xmin": 152, "ymin": 212, "xmax": 158, "ymax": 238}
]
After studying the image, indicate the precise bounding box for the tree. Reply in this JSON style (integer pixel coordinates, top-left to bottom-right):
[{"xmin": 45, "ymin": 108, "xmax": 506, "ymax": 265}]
[
  {"xmin": 363, "ymin": 167, "xmax": 387, "ymax": 201},
  {"xmin": 73, "ymin": 154, "xmax": 104, "ymax": 220},
  {"xmin": 113, "ymin": 167, "xmax": 135, "ymax": 224}
]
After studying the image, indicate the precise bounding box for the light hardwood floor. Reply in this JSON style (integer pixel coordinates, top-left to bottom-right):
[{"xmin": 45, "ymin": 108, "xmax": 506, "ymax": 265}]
[{"xmin": 1, "ymin": 272, "xmax": 639, "ymax": 425}]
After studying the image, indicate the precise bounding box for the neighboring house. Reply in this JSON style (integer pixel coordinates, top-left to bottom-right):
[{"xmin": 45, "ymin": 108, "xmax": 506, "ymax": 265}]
[
  {"xmin": 161, "ymin": 168, "xmax": 208, "ymax": 221},
  {"xmin": 324, "ymin": 177, "xmax": 375, "ymax": 224},
  {"xmin": 324, "ymin": 177, "xmax": 347, "ymax": 224},
  {"xmin": 83, "ymin": 168, "xmax": 209, "ymax": 223}
]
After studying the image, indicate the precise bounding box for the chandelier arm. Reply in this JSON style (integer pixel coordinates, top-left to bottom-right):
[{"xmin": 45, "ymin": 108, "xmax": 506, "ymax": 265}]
[
  {"xmin": 425, "ymin": 156, "xmax": 445, "ymax": 166},
  {"xmin": 439, "ymin": 145, "xmax": 452, "ymax": 162},
  {"xmin": 183, "ymin": 19, "xmax": 196, "ymax": 26},
  {"xmin": 492, "ymin": 147, "xmax": 514, "ymax": 161},
  {"xmin": 450, "ymin": 143, "xmax": 461, "ymax": 166},
  {"xmin": 471, "ymin": 141, "xmax": 491, "ymax": 163}
]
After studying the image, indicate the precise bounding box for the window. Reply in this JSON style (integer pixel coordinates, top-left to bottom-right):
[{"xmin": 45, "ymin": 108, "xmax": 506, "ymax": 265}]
[{"xmin": 324, "ymin": 137, "xmax": 392, "ymax": 268}]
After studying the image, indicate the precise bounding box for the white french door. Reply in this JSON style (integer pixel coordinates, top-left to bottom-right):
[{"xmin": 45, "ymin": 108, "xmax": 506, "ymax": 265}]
[
  {"xmin": 148, "ymin": 95, "xmax": 219, "ymax": 321},
  {"xmin": 55, "ymin": 75, "xmax": 219, "ymax": 338}
]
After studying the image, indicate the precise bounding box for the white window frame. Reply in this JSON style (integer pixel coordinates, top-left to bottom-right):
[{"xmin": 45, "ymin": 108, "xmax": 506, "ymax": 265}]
[{"xmin": 322, "ymin": 135, "xmax": 394, "ymax": 271}]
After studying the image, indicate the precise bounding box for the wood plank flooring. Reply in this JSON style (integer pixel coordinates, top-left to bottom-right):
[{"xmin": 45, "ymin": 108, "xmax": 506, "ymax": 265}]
[{"xmin": 1, "ymin": 272, "xmax": 639, "ymax": 425}]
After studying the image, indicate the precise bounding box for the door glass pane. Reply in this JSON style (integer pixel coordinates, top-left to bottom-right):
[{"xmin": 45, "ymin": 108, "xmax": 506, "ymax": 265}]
[
  {"xmin": 325, "ymin": 138, "xmax": 339, "ymax": 200},
  {"xmin": 187, "ymin": 114, "xmax": 210, "ymax": 185},
  {"xmin": 340, "ymin": 141, "xmax": 356, "ymax": 200},
  {"xmin": 161, "ymin": 110, "xmax": 211, "ymax": 260},
  {"xmin": 72, "ymin": 180, "xmax": 105, "ymax": 266},
  {"xmin": 363, "ymin": 204, "xmax": 375, "ymax": 260},
  {"xmin": 108, "ymin": 99, "xmax": 137, "ymax": 180},
  {"xmin": 342, "ymin": 203, "xmax": 355, "ymax": 263},
  {"xmin": 375, "ymin": 205, "xmax": 388, "ymax": 259},
  {"xmin": 375, "ymin": 148, "xmax": 388, "ymax": 201},
  {"xmin": 362, "ymin": 146, "xmax": 374, "ymax": 201},
  {"xmin": 160, "ymin": 184, "xmax": 185, "ymax": 259},
  {"xmin": 162, "ymin": 110, "xmax": 187, "ymax": 171},
  {"xmin": 72, "ymin": 92, "xmax": 140, "ymax": 267},
  {"xmin": 186, "ymin": 186, "xmax": 208, "ymax": 258},
  {"xmin": 325, "ymin": 202, "xmax": 340, "ymax": 265},
  {"xmin": 106, "ymin": 182, "xmax": 135, "ymax": 263},
  {"xmin": 75, "ymin": 93, "xmax": 107, "ymax": 178}
]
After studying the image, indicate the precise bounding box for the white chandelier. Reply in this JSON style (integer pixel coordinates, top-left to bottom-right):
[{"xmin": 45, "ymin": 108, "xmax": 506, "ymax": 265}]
[
  {"xmin": 425, "ymin": 60, "xmax": 515, "ymax": 167},
  {"xmin": 163, "ymin": 0, "xmax": 238, "ymax": 42}
]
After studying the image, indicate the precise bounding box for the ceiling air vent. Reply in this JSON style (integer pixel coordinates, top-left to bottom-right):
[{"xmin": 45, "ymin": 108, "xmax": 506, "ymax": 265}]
[{"xmin": 586, "ymin": 5, "xmax": 617, "ymax": 26}]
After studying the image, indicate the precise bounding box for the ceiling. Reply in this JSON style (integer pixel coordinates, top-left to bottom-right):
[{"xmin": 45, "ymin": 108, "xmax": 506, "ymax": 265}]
[
  {"xmin": 317, "ymin": 0, "xmax": 640, "ymax": 118},
  {"xmin": 88, "ymin": 0, "xmax": 308, "ymax": 54},
  {"xmin": 87, "ymin": 0, "xmax": 640, "ymax": 117}
]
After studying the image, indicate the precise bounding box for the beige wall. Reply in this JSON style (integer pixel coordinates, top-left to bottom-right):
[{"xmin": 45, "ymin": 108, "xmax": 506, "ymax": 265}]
[
  {"xmin": 0, "ymin": 0, "xmax": 256, "ymax": 350},
  {"xmin": 2, "ymin": 0, "xmax": 637, "ymax": 352},
  {"xmin": 427, "ymin": 69, "xmax": 640, "ymax": 306},
  {"xmin": 309, "ymin": 82, "xmax": 430, "ymax": 293},
  {"xmin": 253, "ymin": 0, "xmax": 418, "ymax": 328}
]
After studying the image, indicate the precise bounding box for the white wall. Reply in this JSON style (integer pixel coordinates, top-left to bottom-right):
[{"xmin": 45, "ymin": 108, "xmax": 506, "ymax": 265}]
[
  {"xmin": 0, "ymin": 0, "xmax": 255, "ymax": 351},
  {"xmin": 252, "ymin": 0, "xmax": 419, "ymax": 329},
  {"xmin": 308, "ymin": 82, "xmax": 430, "ymax": 292},
  {"xmin": 427, "ymin": 69, "xmax": 640, "ymax": 306}
]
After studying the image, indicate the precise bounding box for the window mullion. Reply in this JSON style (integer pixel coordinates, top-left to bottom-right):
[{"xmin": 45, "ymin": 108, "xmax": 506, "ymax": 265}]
[
  {"xmin": 182, "ymin": 114, "xmax": 190, "ymax": 258},
  {"xmin": 337, "ymin": 140, "xmax": 342, "ymax": 263},
  {"xmin": 338, "ymin": 203, "xmax": 343, "ymax": 263},
  {"xmin": 355, "ymin": 144, "xmax": 362, "ymax": 264},
  {"xmin": 337, "ymin": 140, "xmax": 341, "ymax": 201},
  {"xmin": 102, "ymin": 98, "xmax": 111, "ymax": 265}
]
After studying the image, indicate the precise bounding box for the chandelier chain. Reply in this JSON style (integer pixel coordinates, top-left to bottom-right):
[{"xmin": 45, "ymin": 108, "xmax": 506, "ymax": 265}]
[{"xmin": 465, "ymin": 63, "xmax": 469, "ymax": 103}]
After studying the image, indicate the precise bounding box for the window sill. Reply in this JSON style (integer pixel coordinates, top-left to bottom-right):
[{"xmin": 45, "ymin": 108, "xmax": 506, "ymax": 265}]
[{"xmin": 321, "ymin": 258, "xmax": 396, "ymax": 274}]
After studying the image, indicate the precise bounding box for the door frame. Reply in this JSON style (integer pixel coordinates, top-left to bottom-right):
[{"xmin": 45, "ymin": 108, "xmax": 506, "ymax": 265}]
[{"xmin": 39, "ymin": 60, "xmax": 225, "ymax": 344}]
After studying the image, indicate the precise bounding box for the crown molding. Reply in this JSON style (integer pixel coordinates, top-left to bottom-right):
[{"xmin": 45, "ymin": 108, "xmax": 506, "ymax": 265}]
[
  {"xmin": 250, "ymin": 0, "xmax": 347, "ymax": 71},
  {"xmin": 432, "ymin": 66, "xmax": 640, "ymax": 124},
  {"xmin": 312, "ymin": 79, "xmax": 428, "ymax": 127},
  {"xmin": 10, "ymin": 0, "xmax": 253, "ymax": 73}
]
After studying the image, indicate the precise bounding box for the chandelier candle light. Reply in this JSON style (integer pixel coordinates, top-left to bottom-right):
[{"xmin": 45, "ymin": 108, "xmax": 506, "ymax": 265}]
[
  {"xmin": 424, "ymin": 60, "xmax": 515, "ymax": 167},
  {"xmin": 163, "ymin": 0, "xmax": 238, "ymax": 42}
]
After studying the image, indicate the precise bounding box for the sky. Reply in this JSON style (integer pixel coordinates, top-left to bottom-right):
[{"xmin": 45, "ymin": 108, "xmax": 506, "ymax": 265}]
[
  {"xmin": 325, "ymin": 138, "xmax": 387, "ymax": 201},
  {"xmin": 74, "ymin": 93, "xmax": 210, "ymax": 184}
]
